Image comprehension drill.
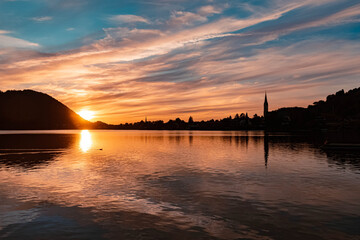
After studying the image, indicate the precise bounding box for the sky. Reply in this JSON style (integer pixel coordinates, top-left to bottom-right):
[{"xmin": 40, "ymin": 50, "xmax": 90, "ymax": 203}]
[{"xmin": 0, "ymin": 0, "xmax": 359, "ymax": 124}]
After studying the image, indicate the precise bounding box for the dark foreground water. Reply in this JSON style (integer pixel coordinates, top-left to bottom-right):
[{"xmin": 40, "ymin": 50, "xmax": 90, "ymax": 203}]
[{"xmin": 0, "ymin": 130, "xmax": 359, "ymax": 240}]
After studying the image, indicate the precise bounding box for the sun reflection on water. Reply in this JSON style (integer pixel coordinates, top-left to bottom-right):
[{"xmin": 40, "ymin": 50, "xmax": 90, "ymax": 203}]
[{"xmin": 80, "ymin": 130, "xmax": 92, "ymax": 152}]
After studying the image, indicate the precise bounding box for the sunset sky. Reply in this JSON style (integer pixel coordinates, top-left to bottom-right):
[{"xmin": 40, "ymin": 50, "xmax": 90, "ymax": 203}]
[{"xmin": 0, "ymin": 0, "xmax": 359, "ymax": 123}]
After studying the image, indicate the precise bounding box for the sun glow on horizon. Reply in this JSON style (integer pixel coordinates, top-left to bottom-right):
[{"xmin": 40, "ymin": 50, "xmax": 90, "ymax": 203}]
[{"xmin": 78, "ymin": 110, "xmax": 95, "ymax": 121}]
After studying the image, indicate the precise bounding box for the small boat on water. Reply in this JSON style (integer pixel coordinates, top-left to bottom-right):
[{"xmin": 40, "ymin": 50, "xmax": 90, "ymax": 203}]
[{"xmin": 321, "ymin": 143, "xmax": 360, "ymax": 151}]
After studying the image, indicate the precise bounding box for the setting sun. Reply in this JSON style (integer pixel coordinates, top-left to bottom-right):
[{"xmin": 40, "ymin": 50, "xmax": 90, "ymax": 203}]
[{"xmin": 78, "ymin": 110, "xmax": 95, "ymax": 121}]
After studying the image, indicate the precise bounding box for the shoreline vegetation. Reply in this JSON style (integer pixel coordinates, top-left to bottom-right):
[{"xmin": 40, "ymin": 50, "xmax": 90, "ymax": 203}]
[{"xmin": 0, "ymin": 88, "xmax": 359, "ymax": 142}]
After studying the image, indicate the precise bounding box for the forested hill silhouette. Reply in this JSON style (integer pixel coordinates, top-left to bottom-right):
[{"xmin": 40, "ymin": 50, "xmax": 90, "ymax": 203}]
[
  {"xmin": 266, "ymin": 88, "xmax": 360, "ymax": 131},
  {"xmin": 0, "ymin": 90, "xmax": 91, "ymax": 130}
]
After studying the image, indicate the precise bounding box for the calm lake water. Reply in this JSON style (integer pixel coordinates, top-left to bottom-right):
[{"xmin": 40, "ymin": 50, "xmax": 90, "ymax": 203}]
[{"xmin": 0, "ymin": 130, "xmax": 359, "ymax": 240}]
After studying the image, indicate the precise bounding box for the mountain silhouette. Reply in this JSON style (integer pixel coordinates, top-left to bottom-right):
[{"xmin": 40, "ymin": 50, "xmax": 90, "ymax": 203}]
[{"xmin": 0, "ymin": 90, "xmax": 91, "ymax": 130}]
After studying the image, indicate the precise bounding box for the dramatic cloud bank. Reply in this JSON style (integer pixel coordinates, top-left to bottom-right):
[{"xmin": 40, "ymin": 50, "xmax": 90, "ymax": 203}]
[{"xmin": 0, "ymin": 0, "xmax": 359, "ymax": 123}]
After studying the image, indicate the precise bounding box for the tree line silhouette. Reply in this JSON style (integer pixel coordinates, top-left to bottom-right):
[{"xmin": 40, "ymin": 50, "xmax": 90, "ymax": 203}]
[
  {"xmin": 0, "ymin": 88, "xmax": 359, "ymax": 137},
  {"xmin": 96, "ymin": 87, "xmax": 360, "ymax": 135},
  {"xmin": 104, "ymin": 113, "xmax": 263, "ymax": 130}
]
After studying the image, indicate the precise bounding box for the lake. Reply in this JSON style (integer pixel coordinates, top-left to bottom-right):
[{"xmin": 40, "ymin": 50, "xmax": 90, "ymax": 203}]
[{"xmin": 0, "ymin": 130, "xmax": 359, "ymax": 240}]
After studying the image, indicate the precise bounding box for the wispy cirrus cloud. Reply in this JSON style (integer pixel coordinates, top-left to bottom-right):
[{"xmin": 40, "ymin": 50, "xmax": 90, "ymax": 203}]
[
  {"xmin": 108, "ymin": 14, "xmax": 149, "ymax": 24},
  {"xmin": 32, "ymin": 16, "xmax": 53, "ymax": 22},
  {"xmin": 197, "ymin": 5, "xmax": 224, "ymax": 16},
  {"xmin": 0, "ymin": 30, "xmax": 12, "ymax": 34},
  {"xmin": 0, "ymin": 30, "xmax": 39, "ymax": 48},
  {"xmin": 168, "ymin": 11, "xmax": 208, "ymax": 27}
]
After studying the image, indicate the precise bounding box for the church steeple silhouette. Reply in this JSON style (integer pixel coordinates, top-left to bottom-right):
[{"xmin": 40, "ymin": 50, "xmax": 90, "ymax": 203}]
[{"xmin": 264, "ymin": 92, "xmax": 268, "ymax": 118}]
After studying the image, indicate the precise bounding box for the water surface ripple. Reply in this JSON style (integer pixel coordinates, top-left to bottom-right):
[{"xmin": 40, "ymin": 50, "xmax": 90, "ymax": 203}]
[{"xmin": 0, "ymin": 130, "xmax": 359, "ymax": 240}]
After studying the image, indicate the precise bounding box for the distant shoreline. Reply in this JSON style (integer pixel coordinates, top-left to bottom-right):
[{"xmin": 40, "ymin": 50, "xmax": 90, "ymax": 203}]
[
  {"xmin": 0, "ymin": 128, "xmax": 322, "ymax": 134},
  {"xmin": 1, "ymin": 88, "xmax": 359, "ymax": 137}
]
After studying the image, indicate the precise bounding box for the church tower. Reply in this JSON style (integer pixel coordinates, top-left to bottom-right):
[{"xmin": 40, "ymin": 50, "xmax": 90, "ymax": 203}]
[{"xmin": 264, "ymin": 92, "xmax": 268, "ymax": 118}]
